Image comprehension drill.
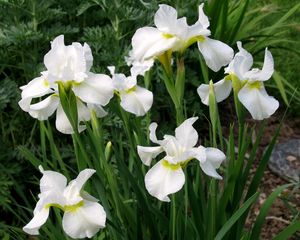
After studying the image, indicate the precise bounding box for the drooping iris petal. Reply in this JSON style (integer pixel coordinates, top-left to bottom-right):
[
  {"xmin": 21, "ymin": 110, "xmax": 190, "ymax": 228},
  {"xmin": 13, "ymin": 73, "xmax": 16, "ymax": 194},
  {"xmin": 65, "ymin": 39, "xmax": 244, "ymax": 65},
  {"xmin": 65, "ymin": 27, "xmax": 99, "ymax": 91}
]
[
  {"xmin": 55, "ymin": 99, "xmax": 92, "ymax": 134},
  {"xmin": 197, "ymin": 146, "xmax": 225, "ymax": 179},
  {"xmin": 72, "ymin": 73, "xmax": 114, "ymax": 106},
  {"xmin": 137, "ymin": 146, "xmax": 164, "ymax": 166},
  {"xmin": 23, "ymin": 200, "xmax": 50, "ymax": 235},
  {"xmin": 244, "ymin": 48, "xmax": 274, "ymax": 82},
  {"xmin": 87, "ymin": 104, "xmax": 107, "ymax": 118},
  {"xmin": 197, "ymin": 78, "xmax": 232, "ymax": 105},
  {"xmin": 62, "ymin": 200, "xmax": 106, "ymax": 239},
  {"xmin": 28, "ymin": 95, "xmax": 60, "ymax": 120},
  {"xmin": 18, "ymin": 76, "xmax": 53, "ymax": 112},
  {"xmin": 197, "ymin": 37, "xmax": 234, "ymax": 72},
  {"xmin": 175, "ymin": 117, "xmax": 198, "ymax": 149},
  {"xmin": 77, "ymin": 100, "xmax": 92, "ymax": 122},
  {"xmin": 20, "ymin": 76, "xmax": 51, "ymax": 100},
  {"xmin": 238, "ymin": 83, "xmax": 279, "ymax": 120},
  {"xmin": 23, "ymin": 191, "xmax": 67, "ymax": 235},
  {"xmin": 119, "ymin": 86, "xmax": 153, "ymax": 116},
  {"xmin": 145, "ymin": 160, "xmax": 185, "ymax": 202},
  {"xmin": 55, "ymin": 104, "xmax": 80, "ymax": 134}
]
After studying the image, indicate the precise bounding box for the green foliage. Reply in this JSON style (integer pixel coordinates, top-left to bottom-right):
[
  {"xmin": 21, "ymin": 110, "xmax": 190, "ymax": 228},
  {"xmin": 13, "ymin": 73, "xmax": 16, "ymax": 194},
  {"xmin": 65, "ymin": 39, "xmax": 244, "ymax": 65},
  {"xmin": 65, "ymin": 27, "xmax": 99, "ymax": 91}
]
[{"xmin": 0, "ymin": 0, "xmax": 299, "ymax": 239}]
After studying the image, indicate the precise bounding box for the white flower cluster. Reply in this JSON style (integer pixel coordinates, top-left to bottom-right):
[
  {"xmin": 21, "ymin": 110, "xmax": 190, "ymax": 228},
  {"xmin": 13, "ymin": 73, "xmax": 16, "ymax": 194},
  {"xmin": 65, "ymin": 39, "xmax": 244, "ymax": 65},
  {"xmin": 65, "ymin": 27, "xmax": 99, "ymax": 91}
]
[
  {"xmin": 21, "ymin": 3, "xmax": 279, "ymax": 238},
  {"xmin": 19, "ymin": 36, "xmax": 153, "ymax": 134}
]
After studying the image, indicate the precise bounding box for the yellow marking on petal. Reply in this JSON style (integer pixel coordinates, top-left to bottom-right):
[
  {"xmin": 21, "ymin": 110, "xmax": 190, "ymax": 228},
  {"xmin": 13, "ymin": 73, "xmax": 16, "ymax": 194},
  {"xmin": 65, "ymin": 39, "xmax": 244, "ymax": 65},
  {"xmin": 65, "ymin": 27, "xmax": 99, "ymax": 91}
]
[
  {"xmin": 231, "ymin": 74, "xmax": 242, "ymax": 92},
  {"xmin": 71, "ymin": 81, "xmax": 81, "ymax": 87},
  {"xmin": 126, "ymin": 86, "xmax": 137, "ymax": 94},
  {"xmin": 44, "ymin": 203, "xmax": 64, "ymax": 211},
  {"xmin": 195, "ymin": 35, "xmax": 206, "ymax": 43},
  {"xmin": 162, "ymin": 33, "xmax": 175, "ymax": 39},
  {"xmin": 247, "ymin": 81, "xmax": 262, "ymax": 90},
  {"xmin": 157, "ymin": 50, "xmax": 173, "ymax": 76},
  {"xmin": 182, "ymin": 35, "xmax": 206, "ymax": 53},
  {"xmin": 44, "ymin": 200, "xmax": 84, "ymax": 213},
  {"xmin": 43, "ymin": 79, "xmax": 50, "ymax": 87},
  {"xmin": 224, "ymin": 74, "xmax": 232, "ymax": 81},
  {"xmin": 114, "ymin": 90, "xmax": 120, "ymax": 97},
  {"xmin": 64, "ymin": 200, "xmax": 84, "ymax": 212},
  {"xmin": 179, "ymin": 158, "xmax": 194, "ymax": 169},
  {"xmin": 161, "ymin": 160, "xmax": 181, "ymax": 170}
]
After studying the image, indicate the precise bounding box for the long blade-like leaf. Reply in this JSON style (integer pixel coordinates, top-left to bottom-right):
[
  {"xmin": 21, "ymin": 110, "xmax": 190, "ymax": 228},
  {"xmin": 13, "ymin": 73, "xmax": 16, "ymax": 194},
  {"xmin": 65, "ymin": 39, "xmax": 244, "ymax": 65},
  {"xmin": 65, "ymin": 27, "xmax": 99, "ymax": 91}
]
[{"xmin": 214, "ymin": 192, "xmax": 259, "ymax": 240}]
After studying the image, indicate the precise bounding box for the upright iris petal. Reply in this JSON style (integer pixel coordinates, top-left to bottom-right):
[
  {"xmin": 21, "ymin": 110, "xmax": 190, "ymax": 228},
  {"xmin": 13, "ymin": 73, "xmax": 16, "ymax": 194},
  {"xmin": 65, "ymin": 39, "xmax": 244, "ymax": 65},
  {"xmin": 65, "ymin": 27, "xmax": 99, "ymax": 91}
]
[
  {"xmin": 137, "ymin": 117, "xmax": 225, "ymax": 202},
  {"xmin": 18, "ymin": 35, "xmax": 114, "ymax": 134},
  {"xmin": 23, "ymin": 166, "xmax": 106, "ymax": 239},
  {"xmin": 126, "ymin": 4, "xmax": 233, "ymax": 72}
]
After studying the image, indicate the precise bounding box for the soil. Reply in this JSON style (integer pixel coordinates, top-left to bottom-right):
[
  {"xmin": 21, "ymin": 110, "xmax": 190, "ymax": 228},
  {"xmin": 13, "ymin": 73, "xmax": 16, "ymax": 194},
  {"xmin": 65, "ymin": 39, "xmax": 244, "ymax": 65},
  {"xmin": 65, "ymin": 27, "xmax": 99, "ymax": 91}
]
[{"xmin": 245, "ymin": 116, "xmax": 300, "ymax": 239}]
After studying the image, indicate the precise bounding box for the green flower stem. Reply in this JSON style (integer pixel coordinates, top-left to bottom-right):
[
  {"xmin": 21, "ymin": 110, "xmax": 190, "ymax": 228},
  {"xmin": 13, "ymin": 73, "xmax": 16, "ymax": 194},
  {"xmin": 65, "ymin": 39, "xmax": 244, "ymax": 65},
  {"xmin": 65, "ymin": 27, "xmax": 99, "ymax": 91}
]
[
  {"xmin": 231, "ymin": 75, "xmax": 245, "ymax": 146},
  {"xmin": 118, "ymin": 106, "xmax": 145, "ymax": 181},
  {"xmin": 209, "ymin": 179, "xmax": 217, "ymax": 239},
  {"xmin": 161, "ymin": 56, "xmax": 185, "ymax": 125},
  {"xmin": 39, "ymin": 121, "xmax": 48, "ymax": 165},
  {"xmin": 89, "ymin": 112, "xmax": 125, "ymax": 223},
  {"xmin": 175, "ymin": 57, "xmax": 186, "ymax": 125},
  {"xmin": 171, "ymin": 195, "xmax": 176, "ymax": 240},
  {"xmin": 208, "ymin": 80, "xmax": 221, "ymax": 239},
  {"xmin": 143, "ymin": 70, "xmax": 153, "ymax": 145}
]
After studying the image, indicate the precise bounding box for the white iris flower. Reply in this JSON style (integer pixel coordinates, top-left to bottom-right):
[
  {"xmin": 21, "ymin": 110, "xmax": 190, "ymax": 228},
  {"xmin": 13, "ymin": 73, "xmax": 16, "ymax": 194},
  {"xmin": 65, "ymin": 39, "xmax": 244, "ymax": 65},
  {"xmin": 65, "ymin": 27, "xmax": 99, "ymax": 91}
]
[
  {"xmin": 137, "ymin": 117, "xmax": 225, "ymax": 202},
  {"xmin": 23, "ymin": 166, "xmax": 106, "ymax": 239},
  {"xmin": 108, "ymin": 66, "xmax": 153, "ymax": 116},
  {"xmin": 18, "ymin": 35, "xmax": 114, "ymax": 134},
  {"xmin": 197, "ymin": 41, "xmax": 279, "ymax": 120},
  {"xmin": 126, "ymin": 4, "xmax": 233, "ymax": 72}
]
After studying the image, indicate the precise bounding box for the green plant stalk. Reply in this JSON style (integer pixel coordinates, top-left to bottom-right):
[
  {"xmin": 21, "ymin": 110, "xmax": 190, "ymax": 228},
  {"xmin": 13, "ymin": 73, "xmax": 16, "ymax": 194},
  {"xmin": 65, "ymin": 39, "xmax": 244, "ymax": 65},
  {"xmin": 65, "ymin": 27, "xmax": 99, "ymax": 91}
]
[
  {"xmin": 175, "ymin": 56, "xmax": 186, "ymax": 125},
  {"xmin": 208, "ymin": 80, "xmax": 220, "ymax": 239},
  {"xmin": 88, "ymin": 115, "xmax": 129, "ymax": 230},
  {"xmin": 39, "ymin": 121, "xmax": 47, "ymax": 164},
  {"xmin": 161, "ymin": 69, "xmax": 180, "ymax": 119},
  {"xmin": 160, "ymin": 52, "xmax": 186, "ymax": 125},
  {"xmin": 58, "ymin": 82, "xmax": 94, "ymax": 170},
  {"xmin": 171, "ymin": 195, "xmax": 176, "ymax": 240}
]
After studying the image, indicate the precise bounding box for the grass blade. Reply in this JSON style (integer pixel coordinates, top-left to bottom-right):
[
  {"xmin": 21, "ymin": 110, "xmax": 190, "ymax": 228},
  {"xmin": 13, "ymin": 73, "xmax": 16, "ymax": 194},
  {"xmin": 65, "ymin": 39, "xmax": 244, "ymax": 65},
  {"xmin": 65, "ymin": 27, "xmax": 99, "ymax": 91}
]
[
  {"xmin": 214, "ymin": 192, "xmax": 259, "ymax": 240},
  {"xmin": 272, "ymin": 220, "xmax": 300, "ymax": 240},
  {"xmin": 250, "ymin": 183, "xmax": 293, "ymax": 240}
]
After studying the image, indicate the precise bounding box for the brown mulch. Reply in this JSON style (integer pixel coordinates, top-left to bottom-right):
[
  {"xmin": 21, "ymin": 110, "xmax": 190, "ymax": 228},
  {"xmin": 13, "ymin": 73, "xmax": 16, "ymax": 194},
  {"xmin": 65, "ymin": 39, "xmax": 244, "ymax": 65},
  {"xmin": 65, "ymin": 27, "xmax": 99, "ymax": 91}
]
[{"xmin": 246, "ymin": 117, "xmax": 300, "ymax": 239}]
